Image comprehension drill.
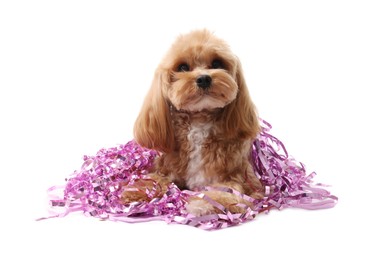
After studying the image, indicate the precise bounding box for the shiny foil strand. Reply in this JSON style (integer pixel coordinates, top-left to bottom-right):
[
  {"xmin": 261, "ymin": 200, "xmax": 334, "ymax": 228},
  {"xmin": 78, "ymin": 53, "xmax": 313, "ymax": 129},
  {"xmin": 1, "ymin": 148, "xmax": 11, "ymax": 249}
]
[{"xmin": 41, "ymin": 120, "xmax": 337, "ymax": 230}]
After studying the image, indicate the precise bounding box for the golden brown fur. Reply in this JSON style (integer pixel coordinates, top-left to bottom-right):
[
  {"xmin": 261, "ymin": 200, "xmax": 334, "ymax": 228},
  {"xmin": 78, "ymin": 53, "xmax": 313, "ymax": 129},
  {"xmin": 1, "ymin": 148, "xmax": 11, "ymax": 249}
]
[{"xmin": 122, "ymin": 29, "xmax": 263, "ymax": 216}]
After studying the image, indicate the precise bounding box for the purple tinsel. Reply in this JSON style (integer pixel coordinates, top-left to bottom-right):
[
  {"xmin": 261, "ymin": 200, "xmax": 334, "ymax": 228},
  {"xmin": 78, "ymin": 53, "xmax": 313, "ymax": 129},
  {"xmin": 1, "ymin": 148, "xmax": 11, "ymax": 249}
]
[{"xmin": 40, "ymin": 120, "xmax": 337, "ymax": 230}]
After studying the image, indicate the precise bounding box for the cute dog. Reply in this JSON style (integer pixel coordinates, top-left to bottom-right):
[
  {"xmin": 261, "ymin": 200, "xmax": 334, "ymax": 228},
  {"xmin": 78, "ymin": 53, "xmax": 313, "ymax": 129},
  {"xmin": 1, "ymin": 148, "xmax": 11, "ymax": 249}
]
[{"xmin": 122, "ymin": 29, "xmax": 263, "ymax": 216}]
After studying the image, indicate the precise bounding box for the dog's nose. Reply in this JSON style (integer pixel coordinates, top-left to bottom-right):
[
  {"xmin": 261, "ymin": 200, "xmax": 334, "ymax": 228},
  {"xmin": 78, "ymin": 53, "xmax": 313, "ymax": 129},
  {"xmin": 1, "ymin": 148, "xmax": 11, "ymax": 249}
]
[{"xmin": 196, "ymin": 75, "xmax": 212, "ymax": 89}]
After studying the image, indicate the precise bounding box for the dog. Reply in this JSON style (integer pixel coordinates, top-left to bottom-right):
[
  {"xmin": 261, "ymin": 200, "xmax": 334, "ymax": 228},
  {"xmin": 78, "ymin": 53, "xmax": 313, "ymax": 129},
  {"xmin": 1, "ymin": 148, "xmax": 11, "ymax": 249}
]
[{"xmin": 121, "ymin": 29, "xmax": 264, "ymax": 216}]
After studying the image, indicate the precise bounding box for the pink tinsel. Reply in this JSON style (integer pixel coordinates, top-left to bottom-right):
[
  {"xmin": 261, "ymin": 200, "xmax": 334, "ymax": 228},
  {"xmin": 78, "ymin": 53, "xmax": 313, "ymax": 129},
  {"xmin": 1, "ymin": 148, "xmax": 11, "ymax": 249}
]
[{"xmin": 40, "ymin": 120, "xmax": 337, "ymax": 230}]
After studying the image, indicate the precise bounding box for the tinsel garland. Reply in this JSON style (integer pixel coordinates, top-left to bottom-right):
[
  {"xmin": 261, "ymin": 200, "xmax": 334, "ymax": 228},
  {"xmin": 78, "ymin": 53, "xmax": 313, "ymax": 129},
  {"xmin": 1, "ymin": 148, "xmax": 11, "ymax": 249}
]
[{"xmin": 39, "ymin": 120, "xmax": 337, "ymax": 230}]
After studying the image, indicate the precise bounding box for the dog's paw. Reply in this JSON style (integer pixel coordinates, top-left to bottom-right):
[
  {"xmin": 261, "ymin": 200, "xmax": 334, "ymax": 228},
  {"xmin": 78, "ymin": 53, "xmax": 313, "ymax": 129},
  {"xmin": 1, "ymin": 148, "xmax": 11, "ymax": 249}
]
[
  {"xmin": 120, "ymin": 188, "xmax": 149, "ymax": 204},
  {"xmin": 185, "ymin": 199, "xmax": 215, "ymax": 217},
  {"xmin": 186, "ymin": 191, "xmax": 252, "ymax": 216},
  {"xmin": 120, "ymin": 179, "xmax": 156, "ymax": 204}
]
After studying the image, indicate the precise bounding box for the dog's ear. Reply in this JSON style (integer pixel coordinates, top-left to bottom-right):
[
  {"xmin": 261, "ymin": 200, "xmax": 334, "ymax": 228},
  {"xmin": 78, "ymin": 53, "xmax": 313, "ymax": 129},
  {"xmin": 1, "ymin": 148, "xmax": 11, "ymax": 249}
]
[
  {"xmin": 221, "ymin": 59, "xmax": 260, "ymax": 140},
  {"xmin": 133, "ymin": 68, "xmax": 175, "ymax": 152}
]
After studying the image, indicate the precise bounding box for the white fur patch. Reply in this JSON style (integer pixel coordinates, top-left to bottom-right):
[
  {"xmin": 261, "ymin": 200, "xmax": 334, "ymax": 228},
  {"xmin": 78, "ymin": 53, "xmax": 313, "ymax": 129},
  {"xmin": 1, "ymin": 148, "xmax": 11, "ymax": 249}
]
[{"xmin": 186, "ymin": 122, "xmax": 212, "ymax": 190}]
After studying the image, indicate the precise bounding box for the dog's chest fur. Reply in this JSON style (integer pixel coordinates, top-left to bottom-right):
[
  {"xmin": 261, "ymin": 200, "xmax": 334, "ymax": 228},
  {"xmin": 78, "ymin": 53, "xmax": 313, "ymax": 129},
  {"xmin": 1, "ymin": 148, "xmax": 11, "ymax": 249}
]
[
  {"xmin": 155, "ymin": 109, "xmax": 250, "ymax": 191},
  {"xmin": 185, "ymin": 121, "xmax": 213, "ymax": 189},
  {"xmin": 164, "ymin": 109, "xmax": 224, "ymax": 190}
]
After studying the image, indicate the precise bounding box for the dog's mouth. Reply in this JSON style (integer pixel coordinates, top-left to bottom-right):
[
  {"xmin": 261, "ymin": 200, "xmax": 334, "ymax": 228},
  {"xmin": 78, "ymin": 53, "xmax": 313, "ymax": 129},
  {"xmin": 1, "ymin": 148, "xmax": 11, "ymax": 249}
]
[{"xmin": 178, "ymin": 89, "xmax": 232, "ymax": 112}]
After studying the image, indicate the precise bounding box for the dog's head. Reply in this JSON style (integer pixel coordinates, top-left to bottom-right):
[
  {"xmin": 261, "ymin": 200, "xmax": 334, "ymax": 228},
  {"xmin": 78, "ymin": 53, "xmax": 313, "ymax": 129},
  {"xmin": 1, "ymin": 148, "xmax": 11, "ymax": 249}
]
[
  {"xmin": 134, "ymin": 29, "xmax": 260, "ymax": 152},
  {"xmin": 162, "ymin": 29, "xmax": 240, "ymax": 112}
]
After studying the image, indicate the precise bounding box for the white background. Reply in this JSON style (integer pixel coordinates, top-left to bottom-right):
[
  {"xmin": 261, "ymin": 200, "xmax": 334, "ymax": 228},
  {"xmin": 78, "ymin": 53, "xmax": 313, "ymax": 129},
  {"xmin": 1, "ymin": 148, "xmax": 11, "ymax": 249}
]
[{"xmin": 1, "ymin": 0, "xmax": 378, "ymax": 259}]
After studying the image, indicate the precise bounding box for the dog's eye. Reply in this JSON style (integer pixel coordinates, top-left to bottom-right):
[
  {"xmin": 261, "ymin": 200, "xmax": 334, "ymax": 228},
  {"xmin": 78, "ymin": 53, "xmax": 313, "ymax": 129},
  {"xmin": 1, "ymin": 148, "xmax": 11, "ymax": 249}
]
[
  {"xmin": 177, "ymin": 63, "xmax": 190, "ymax": 72},
  {"xmin": 211, "ymin": 59, "xmax": 223, "ymax": 69}
]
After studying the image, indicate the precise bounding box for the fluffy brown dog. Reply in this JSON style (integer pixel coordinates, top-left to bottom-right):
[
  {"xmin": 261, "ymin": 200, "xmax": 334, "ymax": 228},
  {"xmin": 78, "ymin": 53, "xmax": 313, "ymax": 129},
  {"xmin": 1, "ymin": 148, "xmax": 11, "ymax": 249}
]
[{"xmin": 122, "ymin": 29, "xmax": 264, "ymax": 216}]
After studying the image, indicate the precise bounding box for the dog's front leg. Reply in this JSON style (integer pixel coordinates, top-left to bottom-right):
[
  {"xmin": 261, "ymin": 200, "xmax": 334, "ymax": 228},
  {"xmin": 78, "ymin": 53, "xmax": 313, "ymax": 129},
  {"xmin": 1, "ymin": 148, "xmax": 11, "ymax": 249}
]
[
  {"xmin": 120, "ymin": 173, "xmax": 172, "ymax": 204},
  {"xmin": 185, "ymin": 182, "xmax": 257, "ymax": 217}
]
